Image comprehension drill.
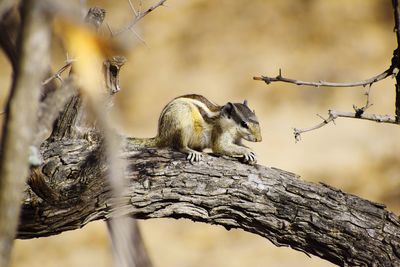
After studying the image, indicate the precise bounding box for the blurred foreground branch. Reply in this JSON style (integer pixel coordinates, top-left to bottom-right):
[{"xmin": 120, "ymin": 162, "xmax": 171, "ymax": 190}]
[
  {"xmin": 0, "ymin": 1, "xmax": 51, "ymax": 266},
  {"xmin": 19, "ymin": 141, "xmax": 400, "ymax": 267}
]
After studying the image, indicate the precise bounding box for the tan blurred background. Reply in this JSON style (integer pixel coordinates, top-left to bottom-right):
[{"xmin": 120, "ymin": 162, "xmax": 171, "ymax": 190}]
[{"xmin": 2, "ymin": 0, "xmax": 399, "ymax": 266}]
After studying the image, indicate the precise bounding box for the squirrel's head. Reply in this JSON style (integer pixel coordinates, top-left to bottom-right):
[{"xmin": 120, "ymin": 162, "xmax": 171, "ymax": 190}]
[{"xmin": 221, "ymin": 100, "xmax": 262, "ymax": 142}]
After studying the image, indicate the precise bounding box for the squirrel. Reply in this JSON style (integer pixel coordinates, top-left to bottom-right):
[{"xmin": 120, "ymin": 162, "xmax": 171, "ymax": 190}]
[{"xmin": 129, "ymin": 94, "xmax": 262, "ymax": 164}]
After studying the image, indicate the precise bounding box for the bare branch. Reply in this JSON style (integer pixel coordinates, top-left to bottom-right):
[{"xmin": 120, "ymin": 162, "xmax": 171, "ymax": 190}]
[
  {"xmin": 253, "ymin": 67, "xmax": 395, "ymax": 88},
  {"xmin": 106, "ymin": 22, "xmax": 114, "ymax": 35},
  {"xmin": 112, "ymin": 0, "xmax": 167, "ymax": 37},
  {"xmin": 294, "ymin": 109, "xmax": 398, "ymax": 141},
  {"xmin": 292, "ymin": 85, "xmax": 398, "ymax": 141},
  {"xmin": 392, "ymin": 0, "xmax": 400, "ymax": 120},
  {"xmin": 128, "ymin": 27, "xmax": 148, "ymax": 47},
  {"xmin": 127, "ymin": 0, "xmax": 138, "ymax": 16},
  {"xmin": 42, "ymin": 59, "xmax": 74, "ymax": 86}
]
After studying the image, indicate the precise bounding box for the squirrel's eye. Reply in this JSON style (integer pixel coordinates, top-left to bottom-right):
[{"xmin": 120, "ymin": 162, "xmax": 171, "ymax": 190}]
[{"xmin": 240, "ymin": 121, "xmax": 249, "ymax": 128}]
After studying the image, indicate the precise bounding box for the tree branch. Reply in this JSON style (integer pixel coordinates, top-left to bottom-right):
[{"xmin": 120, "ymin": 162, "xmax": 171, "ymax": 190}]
[
  {"xmin": 254, "ymin": 1, "xmax": 400, "ymax": 133},
  {"xmin": 294, "ymin": 109, "xmax": 398, "ymax": 141},
  {"xmin": 112, "ymin": 0, "xmax": 167, "ymax": 37},
  {"xmin": 392, "ymin": 0, "xmax": 400, "ymax": 121},
  {"xmin": 0, "ymin": 0, "xmax": 51, "ymax": 266},
  {"xmin": 292, "ymin": 88, "xmax": 399, "ymax": 141},
  {"xmin": 41, "ymin": 59, "xmax": 74, "ymax": 86},
  {"xmin": 253, "ymin": 67, "xmax": 396, "ymax": 88},
  {"xmin": 18, "ymin": 139, "xmax": 400, "ymax": 267}
]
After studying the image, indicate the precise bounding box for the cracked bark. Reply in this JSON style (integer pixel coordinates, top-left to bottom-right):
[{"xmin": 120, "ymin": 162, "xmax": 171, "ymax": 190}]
[{"xmin": 19, "ymin": 139, "xmax": 400, "ymax": 267}]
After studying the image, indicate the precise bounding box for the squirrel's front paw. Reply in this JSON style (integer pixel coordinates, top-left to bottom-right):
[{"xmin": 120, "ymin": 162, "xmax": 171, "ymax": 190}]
[
  {"xmin": 187, "ymin": 151, "xmax": 203, "ymax": 163},
  {"xmin": 242, "ymin": 150, "xmax": 257, "ymax": 165}
]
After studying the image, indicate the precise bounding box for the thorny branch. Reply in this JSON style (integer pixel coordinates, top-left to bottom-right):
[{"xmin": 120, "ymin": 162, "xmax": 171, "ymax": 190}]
[
  {"xmin": 254, "ymin": 0, "xmax": 400, "ymax": 139},
  {"xmin": 254, "ymin": 63, "xmax": 400, "ymax": 140},
  {"xmin": 253, "ymin": 67, "xmax": 397, "ymax": 88},
  {"xmin": 294, "ymin": 110, "xmax": 397, "ymax": 141},
  {"xmin": 112, "ymin": 0, "xmax": 167, "ymax": 37},
  {"xmin": 42, "ymin": 58, "xmax": 74, "ymax": 85},
  {"xmin": 293, "ymin": 86, "xmax": 399, "ymax": 141}
]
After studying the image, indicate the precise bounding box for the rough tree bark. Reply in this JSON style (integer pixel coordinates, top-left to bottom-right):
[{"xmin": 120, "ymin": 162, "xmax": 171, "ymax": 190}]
[{"xmin": 20, "ymin": 140, "xmax": 400, "ymax": 267}]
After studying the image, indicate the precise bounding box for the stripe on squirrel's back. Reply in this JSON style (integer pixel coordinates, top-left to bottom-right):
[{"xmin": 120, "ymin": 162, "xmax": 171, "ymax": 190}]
[
  {"xmin": 179, "ymin": 94, "xmax": 221, "ymax": 112},
  {"xmin": 172, "ymin": 95, "xmax": 220, "ymax": 121}
]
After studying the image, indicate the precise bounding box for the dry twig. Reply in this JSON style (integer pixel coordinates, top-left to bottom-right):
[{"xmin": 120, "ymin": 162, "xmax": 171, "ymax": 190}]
[
  {"xmin": 112, "ymin": 0, "xmax": 167, "ymax": 37},
  {"xmin": 294, "ymin": 110, "xmax": 397, "ymax": 141},
  {"xmin": 42, "ymin": 58, "xmax": 74, "ymax": 85},
  {"xmin": 253, "ymin": 67, "xmax": 396, "ymax": 88},
  {"xmin": 293, "ymin": 87, "xmax": 398, "ymax": 141}
]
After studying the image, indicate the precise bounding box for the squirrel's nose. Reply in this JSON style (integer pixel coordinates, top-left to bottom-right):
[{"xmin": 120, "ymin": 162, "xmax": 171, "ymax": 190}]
[{"xmin": 254, "ymin": 132, "xmax": 262, "ymax": 142}]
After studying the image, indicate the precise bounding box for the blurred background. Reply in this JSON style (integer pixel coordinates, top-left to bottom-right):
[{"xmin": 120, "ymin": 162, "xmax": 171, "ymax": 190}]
[{"xmin": 1, "ymin": 0, "xmax": 399, "ymax": 266}]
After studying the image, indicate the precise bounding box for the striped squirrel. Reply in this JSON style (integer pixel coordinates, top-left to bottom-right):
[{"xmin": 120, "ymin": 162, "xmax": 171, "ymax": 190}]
[{"xmin": 129, "ymin": 94, "xmax": 262, "ymax": 164}]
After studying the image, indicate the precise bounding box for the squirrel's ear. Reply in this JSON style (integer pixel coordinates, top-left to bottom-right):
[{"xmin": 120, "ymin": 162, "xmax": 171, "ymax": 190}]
[
  {"xmin": 243, "ymin": 100, "xmax": 248, "ymax": 107},
  {"xmin": 221, "ymin": 102, "xmax": 234, "ymax": 118}
]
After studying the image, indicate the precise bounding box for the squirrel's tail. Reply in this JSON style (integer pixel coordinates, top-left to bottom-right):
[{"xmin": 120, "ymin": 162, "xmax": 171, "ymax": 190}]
[{"xmin": 127, "ymin": 136, "xmax": 159, "ymax": 149}]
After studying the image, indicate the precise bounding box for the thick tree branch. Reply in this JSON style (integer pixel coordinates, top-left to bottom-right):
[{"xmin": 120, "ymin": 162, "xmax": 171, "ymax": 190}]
[{"xmin": 18, "ymin": 139, "xmax": 400, "ymax": 267}]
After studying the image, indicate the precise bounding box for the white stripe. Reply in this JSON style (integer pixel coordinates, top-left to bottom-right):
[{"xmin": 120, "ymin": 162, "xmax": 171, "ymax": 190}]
[
  {"xmin": 185, "ymin": 98, "xmax": 220, "ymax": 118},
  {"xmin": 160, "ymin": 97, "xmax": 220, "ymax": 120}
]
